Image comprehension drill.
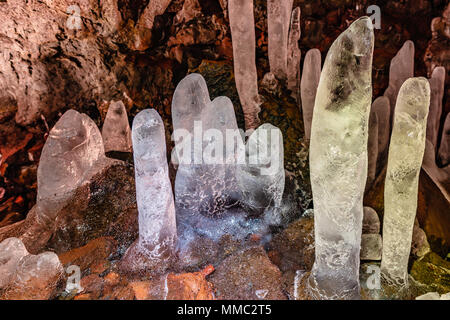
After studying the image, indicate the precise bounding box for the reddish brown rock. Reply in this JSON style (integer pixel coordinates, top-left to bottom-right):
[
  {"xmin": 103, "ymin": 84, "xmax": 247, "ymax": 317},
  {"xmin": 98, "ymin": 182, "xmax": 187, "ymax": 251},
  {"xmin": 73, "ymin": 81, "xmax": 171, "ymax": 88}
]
[
  {"xmin": 267, "ymin": 216, "xmax": 315, "ymax": 272},
  {"xmin": 166, "ymin": 267, "xmax": 215, "ymax": 300},
  {"xmin": 58, "ymin": 237, "xmax": 117, "ymax": 274},
  {"xmin": 208, "ymin": 246, "xmax": 286, "ymax": 300},
  {"xmin": 128, "ymin": 281, "xmax": 152, "ymax": 300}
]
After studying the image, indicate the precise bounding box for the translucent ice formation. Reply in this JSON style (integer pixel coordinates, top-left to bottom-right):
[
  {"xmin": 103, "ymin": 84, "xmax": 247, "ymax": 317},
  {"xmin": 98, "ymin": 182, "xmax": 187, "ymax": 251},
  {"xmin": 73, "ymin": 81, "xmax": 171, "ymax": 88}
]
[
  {"xmin": 120, "ymin": 109, "xmax": 177, "ymax": 274},
  {"xmin": 267, "ymin": 0, "xmax": 293, "ymax": 80},
  {"xmin": 287, "ymin": 7, "xmax": 301, "ymax": 96},
  {"xmin": 101, "ymin": 100, "xmax": 132, "ymax": 153},
  {"xmin": 381, "ymin": 77, "xmax": 430, "ymax": 287},
  {"xmin": 367, "ymin": 109, "xmax": 378, "ymax": 190},
  {"xmin": 371, "ymin": 96, "xmax": 390, "ymax": 166},
  {"xmin": 384, "ymin": 40, "xmax": 414, "ymax": 124},
  {"xmin": 307, "ymin": 17, "xmax": 374, "ymax": 300},
  {"xmin": 438, "ymin": 113, "xmax": 450, "ymax": 166},
  {"xmin": 236, "ymin": 123, "xmax": 285, "ymax": 225},
  {"xmin": 228, "ymin": 0, "xmax": 260, "ymax": 129},
  {"xmin": 0, "ymin": 237, "xmax": 28, "ymax": 289},
  {"xmin": 427, "ymin": 66, "xmax": 445, "ymax": 149},
  {"xmin": 300, "ymin": 49, "xmax": 321, "ymax": 141},
  {"xmin": 37, "ymin": 109, "xmax": 105, "ymax": 221}
]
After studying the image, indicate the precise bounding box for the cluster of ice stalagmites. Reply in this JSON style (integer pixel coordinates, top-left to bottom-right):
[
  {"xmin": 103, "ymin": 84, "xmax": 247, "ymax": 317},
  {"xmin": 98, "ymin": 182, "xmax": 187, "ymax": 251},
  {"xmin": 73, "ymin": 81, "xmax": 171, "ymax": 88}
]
[
  {"xmin": 307, "ymin": 17, "xmax": 374, "ymax": 300},
  {"xmin": 228, "ymin": 0, "xmax": 260, "ymax": 129},
  {"xmin": 381, "ymin": 78, "xmax": 431, "ymax": 287},
  {"xmin": 172, "ymin": 74, "xmax": 242, "ymax": 236},
  {"xmin": 172, "ymin": 73, "xmax": 286, "ymax": 244},
  {"xmin": 119, "ymin": 109, "xmax": 177, "ymax": 274}
]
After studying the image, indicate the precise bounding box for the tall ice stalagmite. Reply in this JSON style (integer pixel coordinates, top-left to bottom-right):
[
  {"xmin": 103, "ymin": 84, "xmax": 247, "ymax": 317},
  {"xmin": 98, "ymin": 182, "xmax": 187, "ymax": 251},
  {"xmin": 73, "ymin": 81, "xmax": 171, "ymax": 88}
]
[
  {"xmin": 381, "ymin": 77, "xmax": 430, "ymax": 286},
  {"xmin": 267, "ymin": 0, "xmax": 293, "ymax": 80},
  {"xmin": 287, "ymin": 6, "xmax": 301, "ymax": 96},
  {"xmin": 307, "ymin": 17, "xmax": 374, "ymax": 299},
  {"xmin": 228, "ymin": 0, "xmax": 260, "ymax": 129},
  {"xmin": 383, "ymin": 40, "xmax": 414, "ymax": 124},
  {"xmin": 119, "ymin": 109, "xmax": 176, "ymax": 274}
]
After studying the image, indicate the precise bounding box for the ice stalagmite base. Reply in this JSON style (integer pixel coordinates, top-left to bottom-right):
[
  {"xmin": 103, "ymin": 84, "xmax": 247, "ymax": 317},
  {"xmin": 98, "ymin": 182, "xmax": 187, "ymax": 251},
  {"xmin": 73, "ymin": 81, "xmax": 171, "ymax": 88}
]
[
  {"xmin": 119, "ymin": 109, "xmax": 176, "ymax": 275},
  {"xmin": 381, "ymin": 77, "xmax": 430, "ymax": 287},
  {"xmin": 307, "ymin": 17, "xmax": 374, "ymax": 300},
  {"xmin": 228, "ymin": 0, "xmax": 260, "ymax": 129}
]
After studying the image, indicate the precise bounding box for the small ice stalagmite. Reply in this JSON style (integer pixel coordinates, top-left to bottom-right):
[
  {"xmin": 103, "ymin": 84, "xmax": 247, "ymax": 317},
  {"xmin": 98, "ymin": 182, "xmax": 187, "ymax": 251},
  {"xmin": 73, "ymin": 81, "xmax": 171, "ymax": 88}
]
[
  {"xmin": 300, "ymin": 49, "xmax": 321, "ymax": 141},
  {"xmin": 287, "ymin": 7, "xmax": 301, "ymax": 96},
  {"xmin": 101, "ymin": 100, "xmax": 132, "ymax": 153},
  {"xmin": 371, "ymin": 96, "xmax": 391, "ymax": 166},
  {"xmin": 267, "ymin": 0, "xmax": 293, "ymax": 80},
  {"xmin": 438, "ymin": 113, "xmax": 450, "ymax": 167},
  {"xmin": 37, "ymin": 109, "xmax": 105, "ymax": 222},
  {"xmin": 228, "ymin": 0, "xmax": 260, "ymax": 129},
  {"xmin": 381, "ymin": 77, "xmax": 430, "ymax": 287},
  {"xmin": 366, "ymin": 110, "xmax": 378, "ymax": 191},
  {"xmin": 120, "ymin": 109, "xmax": 176, "ymax": 274},
  {"xmin": 236, "ymin": 123, "xmax": 285, "ymax": 225},
  {"xmin": 307, "ymin": 17, "xmax": 374, "ymax": 300},
  {"xmin": 0, "ymin": 238, "xmax": 28, "ymax": 289},
  {"xmin": 427, "ymin": 66, "xmax": 445, "ymax": 149},
  {"xmin": 383, "ymin": 40, "xmax": 414, "ymax": 124}
]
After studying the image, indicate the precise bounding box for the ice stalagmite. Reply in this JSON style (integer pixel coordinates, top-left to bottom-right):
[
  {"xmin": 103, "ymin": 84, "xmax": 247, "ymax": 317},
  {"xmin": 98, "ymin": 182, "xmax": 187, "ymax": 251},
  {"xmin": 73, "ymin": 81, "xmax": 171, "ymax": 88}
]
[
  {"xmin": 267, "ymin": 0, "xmax": 293, "ymax": 80},
  {"xmin": 366, "ymin": 110, "xmax": 378, "ymax": 191},
  {"xmin": 384, "ymin": 40, "xmax": 414, "ymax": 124},
  {"xmin": 307, "ymin": 17, "xmax": 374, "ymax": 300},
  {"xmin": 37, "ymin": 109, "xmax": 105, "ymax": 221},
  {"xmin": 228, "ymin": 0, "xmax": 260, "ymax": 129},
  {"xmin": 120, "ymin": 109, "xmax": 176, "ymax": 274},
  {"xmin": 287, "ymin": 7, "xmax": 301, "ymax": 96},
  {"xmin": 172, "ymin": 73, "xmax": 243, "ymax": 239},
  {"xmin": 102, "ymin": 100, "xmax": 132, "ymax": 153},
  {"xmin": 381, "ymin": 77, "xmax": 430, "ymax": 287},
  {"xmin": 236, "ymin": 123, "xmax": 284, "ymax": 224},
  {"xmin": 427, "ymin": 66, "xmax": 445, "ymax": 148},
  {"xmin": 438, "ymin": 113, "xmax": 450, "ymax": 166},
  {"xmin": 371, "ymin": 96, "xmax": 390, "ymax": 165},
  {"xmin": 300, "ymin": 49, "xmax": 321, "ymax": 141}
]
